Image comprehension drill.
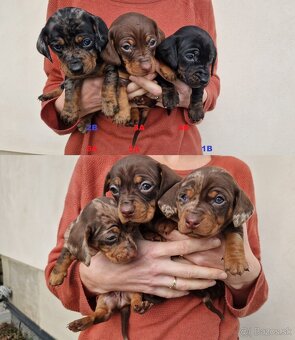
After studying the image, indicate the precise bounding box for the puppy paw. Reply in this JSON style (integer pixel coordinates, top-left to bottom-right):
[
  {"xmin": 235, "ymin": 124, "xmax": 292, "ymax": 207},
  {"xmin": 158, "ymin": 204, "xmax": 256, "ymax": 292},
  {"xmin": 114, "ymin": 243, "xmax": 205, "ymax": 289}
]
[
  {"xmin": 101, "ymin": 98, "xmax": 119, "ymax": 118},
  {"xmin": 68, "ymin": 317, "xmax": 94, "ymax": 332},
  {"xmin": 156, "ymin": 220, "xmax": 176, "ymax": 236},
  {"xmin": 224, "ymin": 255, "xmax": 249, "ymax": 276},
  {"xmin": 133, "ymin": 301, "xmax": 153, "ymax": 314},
  {"xmin": 113, "ymin": 110, "xmax": 131, "ymax": 125},
  {"xmin": 38, "ymin": 94, "xmax": 53, "ymax": 102},
  {"xmin": 188, "ymin": 103, "xmax": 204, "ymax": 123},
  {"xmin": 77, "ymin": 116, "xmax": 92, "ymax": 134},
  {"xmin": 49, "ymin": 271, "xmax": 66, "ymax": 286},
  {"xmin": 60, "ymin": 109, "xmax": 79, "ymax": 125},
  {"xmin": 162, "ymin": 90, "xmax": 179, "ymax": 110}
]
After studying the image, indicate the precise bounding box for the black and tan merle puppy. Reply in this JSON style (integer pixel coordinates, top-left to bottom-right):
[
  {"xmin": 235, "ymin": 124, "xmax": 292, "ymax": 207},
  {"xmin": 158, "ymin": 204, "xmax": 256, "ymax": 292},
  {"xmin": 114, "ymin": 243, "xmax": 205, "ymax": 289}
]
[
  {"xmin": 156, "ymin": 26, "xmax": 217, "ymax": 123},
  {"xmin": 37, "ymin": 7, "xmax": 117, "ymax": 132}
]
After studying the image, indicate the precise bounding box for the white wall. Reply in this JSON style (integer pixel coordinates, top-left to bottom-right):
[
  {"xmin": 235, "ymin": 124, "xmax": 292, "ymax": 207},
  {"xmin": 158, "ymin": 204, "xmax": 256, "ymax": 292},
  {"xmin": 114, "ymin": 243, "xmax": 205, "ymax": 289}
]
[
  {"xmin": 0, "ymin": 156, "xmax": 295, "ymax": 337},
  {"xmin": 0, "ymin": 0, "xmax": 294, "ymax": 155}
]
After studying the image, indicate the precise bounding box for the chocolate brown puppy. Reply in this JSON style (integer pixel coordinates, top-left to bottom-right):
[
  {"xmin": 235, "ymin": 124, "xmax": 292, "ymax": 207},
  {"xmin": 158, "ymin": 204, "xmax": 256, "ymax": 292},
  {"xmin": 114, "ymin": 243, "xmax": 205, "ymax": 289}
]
[
  {"xmin": 101, "ymin": 13, "xmax": 176, "ymax": 145},
  {"xmin": 49, "ymin": 197, "xmax": 150, "ymax": 337},
  {"xmin": 103, "ymin": 155, "xmax": 181, "ymax": 225},
  {"xmin": 157, "ymin": 166, "xmax": 254, "ymax": 319},
  {"xmin": 156, "ymin": 26, "xmax": 217, "ymax": 122},
  {"xmin": 37, "ymin": 7, "xmax": 118, "ymax": 132}
]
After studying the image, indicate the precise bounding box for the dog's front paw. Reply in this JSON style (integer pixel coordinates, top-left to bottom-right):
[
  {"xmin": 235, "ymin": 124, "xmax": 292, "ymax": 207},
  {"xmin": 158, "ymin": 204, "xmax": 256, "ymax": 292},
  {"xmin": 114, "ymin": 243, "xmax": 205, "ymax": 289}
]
[
  {"xmin": 188, "ymin": 103, "xmax": 204, "ymax": 123},
  {"xmin": 77, "ymin": 116, "xmax": 92, "ymax": 134},
  {"xmin": 60, "ymin": 109, "xmax": 79, "ymax": 125},
  {"xmin": 224, "ymin": 255, "xmax": 249, "ymax": 276},
  {"xmin": 159, "ymin": 64, "xmax": 177, "ymax": 82},
  {"xmin": 68, "ymin": 316, "xmax": 94, "ymax": 332},
  {"xmin": 133, "ymin": 300, "xmax": 153, "ymax": 314},
  {"xmin": 101, "ymin": 97, "xmax": 119, "ymax": 118},
  {"xmin": 113, "ymin": 109, "xmax": 131, "ymax": 125},
  {"xmin": 162, "ymin": 90, "xmax": 179, "ymax": 111},
  {"xmin": 49, "ymin": 271, "xmax": 67, "ymax": 286}
]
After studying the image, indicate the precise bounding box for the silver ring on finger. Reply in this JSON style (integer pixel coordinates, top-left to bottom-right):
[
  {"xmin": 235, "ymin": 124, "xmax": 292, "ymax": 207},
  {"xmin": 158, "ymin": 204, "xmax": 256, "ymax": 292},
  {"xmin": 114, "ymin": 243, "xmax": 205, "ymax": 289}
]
[{"xmin": 168, "ymin": 276, "xmax": 177, "ymax": 289}]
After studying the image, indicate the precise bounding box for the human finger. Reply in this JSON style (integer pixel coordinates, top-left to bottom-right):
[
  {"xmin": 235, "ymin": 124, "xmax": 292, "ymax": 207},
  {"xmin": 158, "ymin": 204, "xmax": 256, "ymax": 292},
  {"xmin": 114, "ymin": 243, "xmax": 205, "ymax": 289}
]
[
  {"xmin": 128, "ymin": 88, "xmax": 148, "ymax": 99},
  {"xmin": 129, "ymin": 76, "xmax": 162, "ymax": 97}
]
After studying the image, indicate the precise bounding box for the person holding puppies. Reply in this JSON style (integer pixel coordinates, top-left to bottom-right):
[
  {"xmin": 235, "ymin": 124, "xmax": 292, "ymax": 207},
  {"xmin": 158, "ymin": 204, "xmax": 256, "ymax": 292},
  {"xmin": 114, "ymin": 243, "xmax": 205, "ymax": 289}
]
[
  {"xmin": 40, "ymin": 0, "xmax": 220, "ymax": 154},
  {"xmin": 45, "ymin": 155, "xmax": 268, "ymax": 339}
]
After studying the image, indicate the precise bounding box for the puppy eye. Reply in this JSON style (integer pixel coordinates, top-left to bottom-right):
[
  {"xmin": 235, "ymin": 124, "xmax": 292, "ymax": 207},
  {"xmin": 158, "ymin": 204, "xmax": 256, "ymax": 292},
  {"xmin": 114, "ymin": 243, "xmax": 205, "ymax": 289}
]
[
  {"xmin": 82, "ymin": 38, "xmax": 93, "ymax": 48},
  {"xmin": 149, "ymin": 39, "xmax": 157, "ymax": 48},
  {"xmin": 121, "ymin": 43, "xmax": 132, "ymax": 52},
  {"xmin": 105, "ymin": 234, "xmax": 119, "ymax": 244},
  {"xmin": 139, "ymin": 181, "xmax": 153, "ymax": 192},
  {"xmin": 52, "ymin": 44, "xmax": 63, "ymax": 52},
  {"xmin": 179, "ymin": 193, "xmax": 189, "ymax": 203},
  {"xmin": 214, "ymin": 195, "xmax": 225, "ymax": 205},
  {"xmin": 109, "ymin": 185, "xmax": 120, "ymax": 196},
  {"xmin": 185, "ymin": 53, "xmax": 195, "ymax": 61}
]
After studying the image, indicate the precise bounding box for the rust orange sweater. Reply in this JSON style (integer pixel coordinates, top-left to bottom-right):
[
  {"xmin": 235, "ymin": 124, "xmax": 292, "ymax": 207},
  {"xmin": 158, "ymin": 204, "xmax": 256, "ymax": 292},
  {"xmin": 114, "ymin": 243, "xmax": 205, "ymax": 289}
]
[
  {"xmin": 45, "ymin": 156, "xmax": 268, "ymax": 340},
  {"xmin": 40, "ymin": 0, "xmax": 220, "ymax": 155}
]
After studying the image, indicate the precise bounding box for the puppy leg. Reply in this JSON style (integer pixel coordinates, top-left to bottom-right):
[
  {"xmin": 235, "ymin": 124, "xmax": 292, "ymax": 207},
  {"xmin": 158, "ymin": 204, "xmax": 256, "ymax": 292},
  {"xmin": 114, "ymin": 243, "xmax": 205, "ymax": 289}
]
[
  {"xmin": 68, "ymin": 293, "xmax": 115, "ymax": 332},
  {"xmin": 49, "ymin": 247, "xmax": 75, "ymax": 286},
  {"xmin": 223, "ymin": 226, "xmax": 249, "ymax": 276},
  {"xmin": 113, "ymin": 83, "xmax": 131, "ymax": 125},
  {"xmin": 157, "ymin": 76, "xmax": 179, "ymax": 112},
  {"xmin": 157, "ymin": 62, "xmax": 177, "ymax": 82},
  {"xmin": 38, "ymin": 84, "xmax": 64, "ymax": 101},
  {"xmin": 101, "ymin": 65, "xmax": 119, "ymax": 117},
  {"xmin": 130, "ymin": 292, "xmax": 153, "ymax": 314},
  {"xmin": 188, "ymin": 87, "xmax": 204, "ymax": 123},
  {"xmin": 60, "ymin": 78, "xmax": 83, "ymax": 125}
]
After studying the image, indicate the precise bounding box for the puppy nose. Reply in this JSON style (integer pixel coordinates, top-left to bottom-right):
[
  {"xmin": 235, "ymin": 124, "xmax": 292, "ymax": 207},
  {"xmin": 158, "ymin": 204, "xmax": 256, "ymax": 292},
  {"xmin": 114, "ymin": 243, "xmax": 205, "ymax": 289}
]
[
  {"xmin": 69, "ymin": 61, "xmax": 83, "ymax": 74},
  {"xmin": 120, "ymin": 203, "xmax": 135, "ymax": 217},
  {"xmin": 139, "ymin": 57, "xmax": 152, "ymax": 72},
  {"xmin": 185, "ymin": 214, "xmax": 201, "ymax": 229},
  {"xmin": 199, "ymin": 75, "xmax": 209, "ymax": 86}
]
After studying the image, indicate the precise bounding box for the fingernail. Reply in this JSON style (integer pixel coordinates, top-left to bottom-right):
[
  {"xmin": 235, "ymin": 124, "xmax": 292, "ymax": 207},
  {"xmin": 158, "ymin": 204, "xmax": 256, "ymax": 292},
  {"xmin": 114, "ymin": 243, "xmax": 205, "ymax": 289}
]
[
  {"xmin": 209, "ymin": 280, "xmax": 216, "ymax": 286},
  {"xmin": 219, "ymin": 272, "xmax": 227, "ymax": 279}
]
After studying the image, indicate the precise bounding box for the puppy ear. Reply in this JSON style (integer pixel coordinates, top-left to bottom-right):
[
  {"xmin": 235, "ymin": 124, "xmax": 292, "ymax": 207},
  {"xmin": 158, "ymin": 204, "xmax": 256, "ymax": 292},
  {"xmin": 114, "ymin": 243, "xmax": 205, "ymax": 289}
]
[
  {"xmin": 67, "ymin": 221, "xmax": 94, "ymax": 266},
  {"xmin": 158, "ymin": 182, "xmax": 181, "ymax": 220},
  {"xmin": 101, "ymin": 30, "xmax": 121, "ymax": 66},
  {"xmin": 36, "ymin": 28, "xmax": 52, "ymax": 62},
  {"xmin": 103, "ymin": 172, "xmax": 111, "ymax": 195},
  {"xmin": 90, "ymin": 15, "xmax": 109, "ymax": 52},
  {"xmin": 158, "ymin": 164, "xmax": 181, "ymax": 198},
  {"xmin": 157, "ymin": 28, "xmax": 165, "ymax": 44},
  {"xmin": 232, "ymin": 188, "xmax": 254, "ymax": 228},
  {"xmin": 156, "ymin": 35, "xmax": 178, "ymax": 70}
]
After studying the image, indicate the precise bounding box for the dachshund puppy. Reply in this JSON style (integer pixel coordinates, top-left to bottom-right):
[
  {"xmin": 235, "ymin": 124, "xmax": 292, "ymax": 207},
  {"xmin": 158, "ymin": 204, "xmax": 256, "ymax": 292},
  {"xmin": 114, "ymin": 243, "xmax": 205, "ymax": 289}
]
[
  {"xmin": 37, "ymin": 7, "xmax": 118, "ymax": 132},
  {"xmin": 103, "ymin": 155, "xmax": 181, "ymax": 225},
  {"xmin": 157, "ymin": 166, "xmax": 254, "ymax": 319},
  {"xmin": 49, "ymin": 197, "xmax": 150, "ymax": 338},
  {"xmin": 156, "ymin": 26, "xmax": 217, "ymax": 123},
  {"xmin": 101, "ymin": 13, "xmax": 176, "ymax": 145}
]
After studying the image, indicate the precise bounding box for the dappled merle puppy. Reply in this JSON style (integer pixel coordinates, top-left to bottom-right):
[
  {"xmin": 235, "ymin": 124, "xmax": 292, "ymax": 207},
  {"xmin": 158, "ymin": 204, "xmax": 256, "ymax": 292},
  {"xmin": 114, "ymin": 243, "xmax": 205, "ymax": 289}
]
[
  {"xmin": 156, "ymin": 26, "xmax": 217, "ymax": 123},
  {"xmin": 37, "ymin": 7, "xmax": 109, "ymax": 130}
]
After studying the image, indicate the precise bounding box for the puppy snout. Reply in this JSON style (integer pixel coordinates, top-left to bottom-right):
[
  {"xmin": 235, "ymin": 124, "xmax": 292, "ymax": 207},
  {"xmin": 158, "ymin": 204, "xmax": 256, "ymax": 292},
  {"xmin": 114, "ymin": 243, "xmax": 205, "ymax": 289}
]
[
  {"xmin": 197, "ymin": 73, "xmax": 209, "ymax": 86},
  {"xmin": 68, "ymin": 60, "xmax": 83, "ymax": 74},
  {"xmin": 185, "ymin": 213, "xmax": 201, "ymax": 229},
  {"xmin": 139, "ymin": 57, "xmax": 152, "ymax": 72},
  {"xmin": 120, "ymin": 202, "xmax": 135, "ymax": 217}
]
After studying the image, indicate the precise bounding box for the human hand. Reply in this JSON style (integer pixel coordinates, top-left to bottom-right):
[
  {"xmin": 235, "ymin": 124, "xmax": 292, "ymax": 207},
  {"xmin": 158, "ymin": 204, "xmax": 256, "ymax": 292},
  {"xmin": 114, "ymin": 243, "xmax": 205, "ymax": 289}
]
[
  {"xmin": 79, "ymin": 237, "xmax": 227, "ymax": 299},
  {"xmin": 54, "ymin": 77, "xmax": 104, "ymax": 118},
  {"xmin": 165, "ymin": 227, "xmax": 261, "ymax": 291}
]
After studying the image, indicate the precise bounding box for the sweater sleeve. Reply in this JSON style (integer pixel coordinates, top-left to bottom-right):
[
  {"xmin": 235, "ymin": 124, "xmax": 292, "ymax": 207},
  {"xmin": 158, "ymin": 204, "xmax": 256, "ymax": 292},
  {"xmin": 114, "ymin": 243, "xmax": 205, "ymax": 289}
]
[
  {"xmin": 39, "ymin": 0, "xmax": 80, "ymax": 135},
  {"xmin": 184, "ymin": 0, "xmax": 220, "ymax": 125},
  {"xmin": 224, "ymin": 161, "xmax": 268, "ymax": 317},
  {"xmin": 44, "ymin": 157, "xmax": 95, "ymax": 315}
]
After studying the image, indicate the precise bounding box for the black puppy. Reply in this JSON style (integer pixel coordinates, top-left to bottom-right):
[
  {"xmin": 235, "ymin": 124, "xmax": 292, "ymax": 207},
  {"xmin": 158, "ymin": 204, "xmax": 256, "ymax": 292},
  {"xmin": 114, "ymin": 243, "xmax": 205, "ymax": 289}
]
[
  {"xmin": 37, "ymin": 7, "xmax": 116, "ymax": 132},
  {"xmin": 156, "ymin": 26, "xmax": 217, "ymax": 123}
]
